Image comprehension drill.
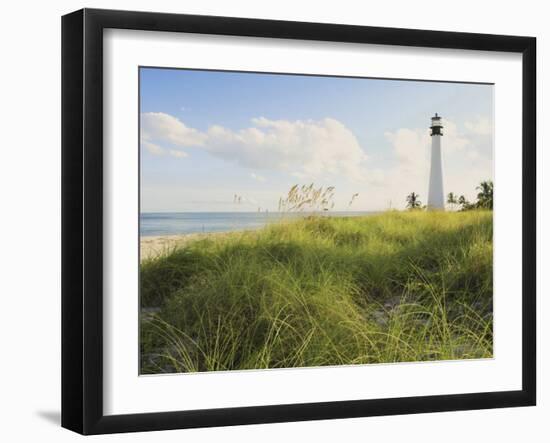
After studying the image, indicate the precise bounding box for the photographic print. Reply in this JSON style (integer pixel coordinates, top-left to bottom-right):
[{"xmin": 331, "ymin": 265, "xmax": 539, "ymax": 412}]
[{"xmin": 139, "ymin": 68, "xmax": 494, "ymax": 375}]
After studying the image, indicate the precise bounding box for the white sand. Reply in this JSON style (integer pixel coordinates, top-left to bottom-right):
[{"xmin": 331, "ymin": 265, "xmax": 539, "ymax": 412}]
[{"xmin": 140, "ymin": 231, "xmax": 237, "ymax": 262}]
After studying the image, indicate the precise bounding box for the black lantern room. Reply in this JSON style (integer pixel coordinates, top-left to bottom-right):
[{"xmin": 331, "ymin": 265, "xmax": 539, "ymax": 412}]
[{"xmin": 430, "ymin": 113, "xmax": 443, "ymax": 136}]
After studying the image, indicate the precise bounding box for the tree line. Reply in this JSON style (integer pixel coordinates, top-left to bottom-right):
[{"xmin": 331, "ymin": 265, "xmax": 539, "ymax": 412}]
[{"xmin": 406, "ymin": 180, "xmax": 493, "ymax": 211}]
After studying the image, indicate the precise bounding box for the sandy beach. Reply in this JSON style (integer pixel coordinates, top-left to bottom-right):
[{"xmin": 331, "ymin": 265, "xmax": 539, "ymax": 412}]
[{"xmin": 140, "ymin": 231, "xmax": 239, "ymax": 262}]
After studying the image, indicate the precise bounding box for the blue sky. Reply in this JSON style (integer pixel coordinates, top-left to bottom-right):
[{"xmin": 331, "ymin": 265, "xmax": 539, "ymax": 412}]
[{"xmin": 140, "ymin": 67, "xmax": 493, "ymax": 212}]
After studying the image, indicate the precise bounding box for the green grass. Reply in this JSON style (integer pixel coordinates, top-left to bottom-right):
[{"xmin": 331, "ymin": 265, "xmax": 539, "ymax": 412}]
[{"xmin": 140, "ymin": 210, "xmax": 493, "ymax": 374}]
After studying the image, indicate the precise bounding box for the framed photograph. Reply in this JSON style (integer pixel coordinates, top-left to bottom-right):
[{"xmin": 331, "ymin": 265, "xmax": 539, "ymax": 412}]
[{"xmin": 61, "ymin": 8, "xmax": 536, "ymax": 435}]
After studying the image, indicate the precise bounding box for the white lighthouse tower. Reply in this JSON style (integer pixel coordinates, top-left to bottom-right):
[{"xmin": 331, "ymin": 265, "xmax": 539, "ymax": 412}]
[{"xmin": 427, "ymin": 113, "xmax": 445, "ymax": 210}]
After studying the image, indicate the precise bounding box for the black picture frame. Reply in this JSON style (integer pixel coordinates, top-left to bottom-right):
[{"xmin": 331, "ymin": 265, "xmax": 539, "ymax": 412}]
[{"xmin": 62, "ymin": 8, "xmax": 536, "ymax": 435}]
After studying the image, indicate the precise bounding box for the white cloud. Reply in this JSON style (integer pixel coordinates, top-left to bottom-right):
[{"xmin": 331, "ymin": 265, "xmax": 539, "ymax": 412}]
[
  {"xmin": 169, "ymin": 149, "xmax": 188, "ymax": 158},
  {"xmin": 442, "ymin": 120, "xmax": 470, "ymax": 153},
  {"xmin": 142, "ymin": 140, "xmax": 164, "ymax": 155},
  {"xmin": 465, "ymin": 117, "xmax": 493, "ymax": 136},
  {"xmin": 141, "ymin": 138, "xmax": 189, "ymax": 158},
  {"xmin": 250, "ymin": 172, "xmax": 266, "ymax": 182},
  {"xmin": 141, "ymin": 113, "xmax": 369, "ymax": 182},
  {"xmin": 141, "ymin": 112, "xmax": 207, "ymax": 148},
  {"xmin": 384, "ymin": 128, "xmax": 429, "ymax": 173}
]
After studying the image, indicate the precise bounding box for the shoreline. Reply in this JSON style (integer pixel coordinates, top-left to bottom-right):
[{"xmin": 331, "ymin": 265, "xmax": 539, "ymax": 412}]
[
  {"xmin": 139, "ymin": 214, "xmax": 356, "ymax": 261},
  {"xmin": 139, "ymin": 210, "xmax": 475, "ymax": 262}
]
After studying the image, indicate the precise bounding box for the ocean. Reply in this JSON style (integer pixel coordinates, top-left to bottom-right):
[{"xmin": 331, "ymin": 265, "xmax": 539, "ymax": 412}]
[{"xmin": 140, "ymin": 212, "xmax": 377, "ymax": 237}]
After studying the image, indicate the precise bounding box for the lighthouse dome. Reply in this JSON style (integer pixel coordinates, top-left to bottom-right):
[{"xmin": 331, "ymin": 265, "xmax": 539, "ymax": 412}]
[{"xmin": 431, "ymin": 113, "xmax": 442, "ymax": 125}]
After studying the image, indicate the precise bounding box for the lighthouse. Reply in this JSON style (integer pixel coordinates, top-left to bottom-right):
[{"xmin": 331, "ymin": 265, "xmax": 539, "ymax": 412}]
[{"xmin": 427, "ymin": 113, "xmax": 445, "ymax": 210}]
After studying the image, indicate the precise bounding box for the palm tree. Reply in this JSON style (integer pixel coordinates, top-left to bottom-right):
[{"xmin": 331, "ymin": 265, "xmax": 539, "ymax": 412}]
[
  {"xmin": 406, "ymin": 192, "xmax": 421, "ymax": 210},
  {"xmin": 458, "ymin": 195, "xmax": 470, "ymax": 211},
  {"xmin": 476, "ymin": 180, "xmax": 493, "ymax": 209},
  {"xmin": 447, "ymin": 192, "xmax": 458, "ymax": 211}
]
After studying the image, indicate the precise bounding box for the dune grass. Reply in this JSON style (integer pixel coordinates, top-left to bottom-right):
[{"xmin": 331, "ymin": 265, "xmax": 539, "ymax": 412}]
[{"xmin": 140, "ymin": 210, "xmax": 493, "ymax": 374}]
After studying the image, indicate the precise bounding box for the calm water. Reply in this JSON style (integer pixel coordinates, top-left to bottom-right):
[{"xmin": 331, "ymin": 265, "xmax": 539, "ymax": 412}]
[{"xmin": 140, "ymin": 212, "xmax": 377, "ymax": 237}]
